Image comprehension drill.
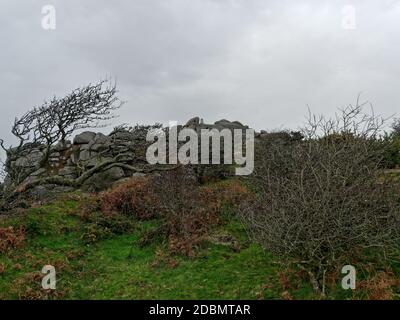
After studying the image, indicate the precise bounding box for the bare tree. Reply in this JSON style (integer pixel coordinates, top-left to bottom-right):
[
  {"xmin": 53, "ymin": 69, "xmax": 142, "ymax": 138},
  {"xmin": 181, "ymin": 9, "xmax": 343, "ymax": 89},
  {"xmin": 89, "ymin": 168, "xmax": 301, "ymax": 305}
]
[
  {"xmin": 239, "ymin": 100, "xmax": 400, "ymax": 295},
  {"xmin": 0, "ymin": 79, "xmax": 123, "ymax": 191},
  {"xmin": 1, "ymin": 79, "xmax": 122, "ymax": 151},
  {"xmin": 50, "ymin": 80, "xmax": 123, "ymax": 144}
]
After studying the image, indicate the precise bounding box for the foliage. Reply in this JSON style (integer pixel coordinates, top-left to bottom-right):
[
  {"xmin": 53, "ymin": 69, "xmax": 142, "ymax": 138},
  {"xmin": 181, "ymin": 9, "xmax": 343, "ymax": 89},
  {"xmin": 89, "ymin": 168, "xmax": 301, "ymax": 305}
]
[
  {"xmin": 98, "ymin": 169, "xmax": 249, "ymax": 256},
  {"xmin": 99, "ymin": 177, "xmax": 158, "ymax": 220}
]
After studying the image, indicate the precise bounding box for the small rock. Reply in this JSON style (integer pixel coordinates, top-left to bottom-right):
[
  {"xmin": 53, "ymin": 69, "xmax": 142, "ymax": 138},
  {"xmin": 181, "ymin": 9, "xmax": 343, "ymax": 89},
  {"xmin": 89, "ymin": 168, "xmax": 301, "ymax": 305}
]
[
  {"xmin": 15, "ymin": 150, "xmax": 43, "ymax": 167},
  {"xmin": 78, "ymin": 150, "xmax": 92, "ymax": 162},
  {"xmin": 81, "ymin": 167, "xmax": 126, "ymax": 192},
  {"xmin": 73, "ymin": 132, "xmax": 96, "ymax": 145},
  {"xmin": 58, "ymin": 166, "xmax": 77, "ymax": 177}
]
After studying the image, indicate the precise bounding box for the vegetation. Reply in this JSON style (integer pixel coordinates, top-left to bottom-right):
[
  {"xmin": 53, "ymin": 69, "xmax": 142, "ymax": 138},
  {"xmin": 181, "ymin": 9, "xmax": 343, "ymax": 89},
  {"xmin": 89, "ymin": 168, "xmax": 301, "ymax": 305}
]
[
  {"xmin": 0, "ymin": 177, "xmax": 399, "ymax": 300},
  {"xmin": 0, "ymin": 79, "xmax": 123, "ymax": 188},
  {"xmin": 239, "ymin": 103, "xmax": 400, "ymax": 295},
  {"xmin": 1, "ymin": 95, "xmax": 400, "ymax": 300},
  {"xmin": 0, "ymin": 182, "xmax": 284, "ymax": 300}
]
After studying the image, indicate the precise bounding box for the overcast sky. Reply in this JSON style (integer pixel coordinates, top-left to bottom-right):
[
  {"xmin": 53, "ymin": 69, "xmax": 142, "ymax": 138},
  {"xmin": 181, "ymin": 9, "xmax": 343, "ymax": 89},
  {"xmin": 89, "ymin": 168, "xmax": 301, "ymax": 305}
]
[{"xmin": 1, "ymin": 0, "xmax": 399, "ymax": 148}]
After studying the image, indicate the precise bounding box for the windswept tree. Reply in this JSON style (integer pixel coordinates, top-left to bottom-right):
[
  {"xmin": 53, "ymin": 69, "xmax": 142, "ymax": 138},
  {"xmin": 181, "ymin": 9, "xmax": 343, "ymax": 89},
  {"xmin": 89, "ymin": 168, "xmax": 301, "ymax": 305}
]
[
  {"xmin": 0, "ymin": 79, "xmax": 123, "ymax": 185},
  {"xmin": 50, "ymin": 80, "xmax": 122, "ymax": 144}
]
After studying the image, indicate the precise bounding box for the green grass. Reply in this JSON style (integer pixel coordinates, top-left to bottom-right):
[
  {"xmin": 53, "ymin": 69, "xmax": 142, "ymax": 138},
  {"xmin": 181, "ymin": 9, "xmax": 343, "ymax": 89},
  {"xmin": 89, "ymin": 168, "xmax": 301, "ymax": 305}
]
[
  {"xmin": 0, "ymin": 195, "xmax": 287, "ymax": 300},
  {"xmin": 0, "ymin": 193, "xmax": 396, "ymax": 300}
]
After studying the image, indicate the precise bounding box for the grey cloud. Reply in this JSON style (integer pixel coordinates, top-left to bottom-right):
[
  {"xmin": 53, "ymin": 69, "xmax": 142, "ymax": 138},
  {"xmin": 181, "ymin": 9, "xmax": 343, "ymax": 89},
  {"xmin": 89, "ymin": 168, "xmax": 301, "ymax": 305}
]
[{"xmin": 0, "ymin": 0, "xmax": 400, "ymax": 151}]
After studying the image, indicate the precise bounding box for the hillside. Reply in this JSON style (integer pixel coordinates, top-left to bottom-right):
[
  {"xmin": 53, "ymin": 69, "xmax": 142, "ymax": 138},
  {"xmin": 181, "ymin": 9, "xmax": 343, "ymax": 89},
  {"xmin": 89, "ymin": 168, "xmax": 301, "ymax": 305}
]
[
  {"xmin": 2, "ymin": 91, "xmax": 400, "ymax": 300},
  {"xmin": 1, "ymin": 178, "xmax": 399, "ymax": 300}
]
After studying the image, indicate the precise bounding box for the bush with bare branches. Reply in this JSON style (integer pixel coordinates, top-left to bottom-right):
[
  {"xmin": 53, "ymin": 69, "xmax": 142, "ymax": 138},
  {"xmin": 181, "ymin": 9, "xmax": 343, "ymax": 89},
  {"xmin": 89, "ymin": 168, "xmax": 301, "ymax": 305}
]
[
  {"xmin": 0, "ymin": 79, "xmax": 123, "ymax": 187},
  {"xmin": 239, "ymin": 101, "xmax": 400, "ymax": 294}
]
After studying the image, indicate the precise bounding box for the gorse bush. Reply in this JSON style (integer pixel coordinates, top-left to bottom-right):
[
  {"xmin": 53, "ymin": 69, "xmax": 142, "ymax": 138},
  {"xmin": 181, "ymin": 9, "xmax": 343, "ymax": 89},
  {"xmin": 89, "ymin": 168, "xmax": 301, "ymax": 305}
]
[{"xmin": 239, "ymin": 103, "xmax": 400, "ymax": 294}]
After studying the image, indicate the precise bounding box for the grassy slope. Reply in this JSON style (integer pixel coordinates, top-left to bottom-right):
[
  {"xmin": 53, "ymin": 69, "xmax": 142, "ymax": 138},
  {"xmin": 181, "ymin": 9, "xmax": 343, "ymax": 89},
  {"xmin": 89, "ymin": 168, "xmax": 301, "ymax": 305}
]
[
  {"xmin": 1, "ymin": 191, "xmax": 397, "ymax": 300},
  {"xmin": 0, "ymin": 194, "xmax": 316, "ymax": 300}
]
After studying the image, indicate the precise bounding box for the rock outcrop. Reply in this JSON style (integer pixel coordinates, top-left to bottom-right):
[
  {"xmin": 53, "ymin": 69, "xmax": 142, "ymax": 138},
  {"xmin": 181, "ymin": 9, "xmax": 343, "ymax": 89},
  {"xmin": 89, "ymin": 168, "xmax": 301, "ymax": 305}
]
[
  {"xmin": 2, "ymin": 118, "xmax": 258, "ymax": 199},
  {"xmin": 2, "ymin": 117, "xmax": 300, "ymax": 203}
]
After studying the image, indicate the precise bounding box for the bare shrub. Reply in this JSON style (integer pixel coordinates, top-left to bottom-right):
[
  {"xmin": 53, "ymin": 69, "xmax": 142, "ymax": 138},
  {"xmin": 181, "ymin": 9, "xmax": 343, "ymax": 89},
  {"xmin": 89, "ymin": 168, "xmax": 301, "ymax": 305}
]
[
  {"xmin": 239, "ymin": 101, "xmax": 400, "ymax": 294},
  {"xmin": 97, "ymin": 168, "xmax": 249, "ymax": 256},
  {"xmin": 154, "ymin": 172, "xmax": 250, "ymax": 255},
  {"xmin": 154, "ymin": 169, "xmax": 221, "ymax": 255}
]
